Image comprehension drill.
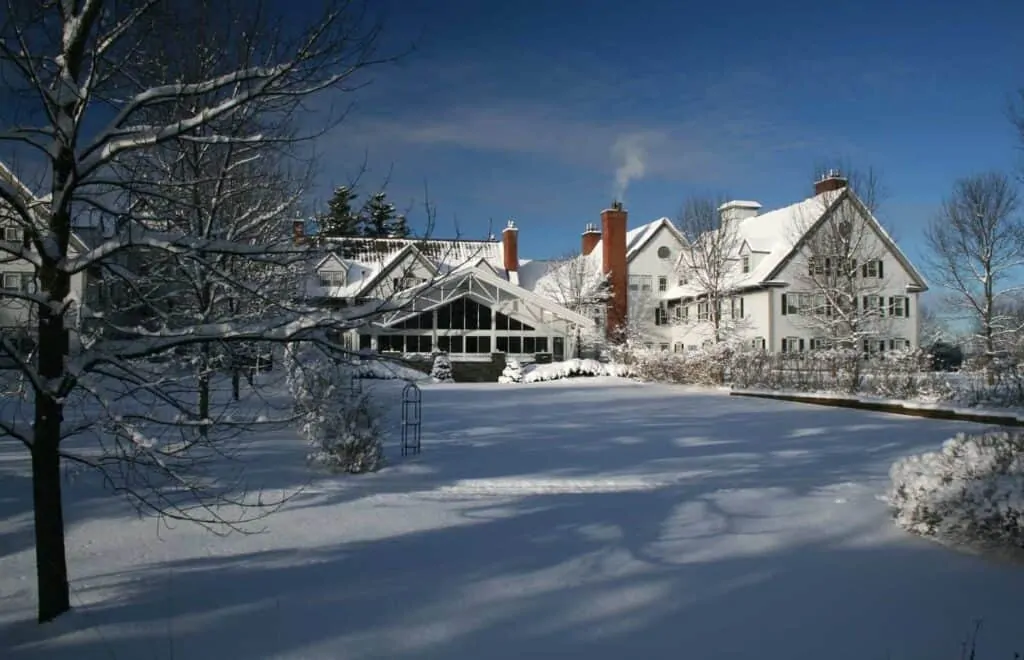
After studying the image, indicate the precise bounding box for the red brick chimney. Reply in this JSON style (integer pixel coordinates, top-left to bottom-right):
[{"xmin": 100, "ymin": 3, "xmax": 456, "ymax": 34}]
[
  {"xmin": 814, "ymin": 169, "xmax": 848, "ymax": 195},
  {"xmin": 502, "ymin": 219, "xmax": 519, "ymax": 272},
  {"xmin": 292, "ymin": 219, "xmax": 305, "ymax": 245},
  {"xmin": 581, "ymin": 223, "xmax": 601, "ymax": 256},
  {"xmin": 601, "ymin": 201, "xmax": 628, "ymax": 342}
]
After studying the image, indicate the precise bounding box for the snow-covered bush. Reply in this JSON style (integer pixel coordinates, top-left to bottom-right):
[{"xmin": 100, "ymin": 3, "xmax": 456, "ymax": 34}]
[
  {"xmin": 498, "ymin": 358, "xmax": 523, "ymax": 383},
  {"xmin": 352, "ymin": 358, "xmax": 430, "ymax": 381},
  {"xmin": 431, "ymin": 352, "xmax": 454, "ymax": 383},
  {"xmin": 285, "ymin": 343, "xmax": 385, "ymax": 473},
  {"xmin": 886, "ymin": 430, "xmax": 1024, "ymax": 551},
  {"xmin": 521, "ymin": 358, "xmax": 632, "ymax": 383}
]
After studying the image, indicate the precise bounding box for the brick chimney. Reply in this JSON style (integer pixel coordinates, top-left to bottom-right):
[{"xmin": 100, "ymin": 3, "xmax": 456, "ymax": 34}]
[
  {"xmin": 581, "ymin": 223, "xmax": 601, "ymax": 256},
  {"xmin": 601, "ymin": 201, "xmax": 628, "ymax": 342},
  {"xmin": 292, "ymin": 219, "xmax": 305, "ymax": 245},
  {"xmin": 814, "ymin": 169, "xmax": 848, "ymax": 195},
  {"xmin": 502, "ymin": 219, "xmax": 519, "ymax": 272}
]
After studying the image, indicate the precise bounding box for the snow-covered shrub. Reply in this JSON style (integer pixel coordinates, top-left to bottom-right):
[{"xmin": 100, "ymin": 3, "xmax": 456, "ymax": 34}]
[
  {"xmin": 352, "ymin": 358, "xmax": 430, "ymax": 381},
  {"xmin": 521, "ymin": 358, "xmax": 632, "ymax": 383},
  {"xmin": 285, "ymin": 343, "xmax": 385, "ymax": 474},
  {"xmin": 430, "ymin": 352, "xmax": 454, "ymax": 383},
  {"xmin": 886, "ymin": 430, "xmax": 1024, "ymax": 551},
  {"xmin": 498, "ymin": 358, "xmax": 523, "ymax": 383}
]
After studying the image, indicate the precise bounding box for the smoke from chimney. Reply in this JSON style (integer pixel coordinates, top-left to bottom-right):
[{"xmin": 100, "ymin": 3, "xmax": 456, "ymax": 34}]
[{"xmin": 611, "ymin": 134, "xmax": 648, "ymax": 201}]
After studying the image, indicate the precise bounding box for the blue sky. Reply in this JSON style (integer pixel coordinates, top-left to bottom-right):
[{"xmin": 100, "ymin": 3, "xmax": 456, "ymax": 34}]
[{"xmin": 317, "ymin": 0, "xmax": 1024, "ymax": 270}]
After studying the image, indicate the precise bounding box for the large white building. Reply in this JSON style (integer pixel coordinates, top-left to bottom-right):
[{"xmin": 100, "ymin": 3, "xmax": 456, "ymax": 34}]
[{"xmin": 302, "ymin": 172, "xmax": 928, "ymax": 362}]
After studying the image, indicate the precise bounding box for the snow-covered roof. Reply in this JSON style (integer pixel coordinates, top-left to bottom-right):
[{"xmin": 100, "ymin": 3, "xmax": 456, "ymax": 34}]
[
  {"xmin": 314, "ymin": 237, "xmax": 507, "ymax": 297},
  {"xmin": 662, "ymin": 188, "xmax": 928, "ymax": 299}
]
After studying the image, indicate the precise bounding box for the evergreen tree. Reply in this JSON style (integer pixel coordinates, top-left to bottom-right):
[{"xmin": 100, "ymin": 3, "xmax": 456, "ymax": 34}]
[
  {"xmin": 389, "ymin": 212, "xmax": 410, "ymax": 238},
  {"xmin": 430, "ymin": 352, "xmax": 454, "ymax": 382},
  {"xmin": 362, "ymin": 191, "xmax": 396, "ymax": 237},
  {"xmin": 319, "ymin": 185, "xmax": 362, "ymax": 238}
]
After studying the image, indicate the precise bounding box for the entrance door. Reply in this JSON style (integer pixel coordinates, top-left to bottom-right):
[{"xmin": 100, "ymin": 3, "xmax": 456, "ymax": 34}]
[{"xmin": 552, "ymin": 337, "xmax": 565, "ymax": 361}]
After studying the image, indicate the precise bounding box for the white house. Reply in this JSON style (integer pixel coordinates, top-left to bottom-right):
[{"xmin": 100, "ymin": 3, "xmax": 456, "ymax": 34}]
[
  {"xmin": 663, "ymin": 173, "xmax": 927, "ymax": 354},
  {"xmin": 297, "ymin": 222, "xmax": 596, "ymax": 362},
  {"xmin": 0, "ymin": 205, "xmax": 90, "ymax": 355},
  {"xmin": 301, "ymin": 172, "xmax": 927, "ymax": 362}
]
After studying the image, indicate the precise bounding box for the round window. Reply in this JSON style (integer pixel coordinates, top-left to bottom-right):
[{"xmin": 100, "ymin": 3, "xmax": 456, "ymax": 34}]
[{"xmin": 657, "ymin": 246, "xmax": 671, "ymax": 259}]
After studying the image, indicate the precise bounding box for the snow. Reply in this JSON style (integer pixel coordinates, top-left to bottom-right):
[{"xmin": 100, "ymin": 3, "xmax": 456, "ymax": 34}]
[
  {"xmin": 3, "ymin": 379, "xmax": 1024, "ymax": 659},
  {"xmin": 520, "ymin": 358, "xmax": 632, "ymax": 383}
]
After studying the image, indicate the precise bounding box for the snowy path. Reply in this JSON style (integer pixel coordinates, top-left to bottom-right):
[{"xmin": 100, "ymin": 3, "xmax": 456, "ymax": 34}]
[{"xmin": 2, "ymin": 378, "xmax": 1024, "ymax": 659}]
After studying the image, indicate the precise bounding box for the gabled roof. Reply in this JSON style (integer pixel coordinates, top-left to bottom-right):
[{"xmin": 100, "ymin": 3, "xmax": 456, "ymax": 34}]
[
  {"xmin": 663, "ymin": 187, "xmax": 928, "ymax": 299},
  {"xmin": 383, "ymin": 263, "xmax": 596, "ymax": 328},
  {"xmin": 312, "ymin": 236, "xmax": 505, "ymax": 297}
]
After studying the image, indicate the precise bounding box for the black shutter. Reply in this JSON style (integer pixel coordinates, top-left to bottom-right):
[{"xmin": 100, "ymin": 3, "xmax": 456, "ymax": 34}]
[
  {"xmin": 861, "ymin": 262, "xmax": 868, "ymax": 278},
  {"xmin": 781, "ymin": 293, "xmax": 788, "ymax": 315},
  {"xmin": 740, "ymin": 297, "xmax": 744, "ymax": 318},
  {"xmin": 862, "ymin": 296, "xmax": 868, "ymax": 312},
  {"xmin": 799, "ymin": 338, "xmax": 805, "ymax": 352},
  {"xmin": 904, "ymin": 297, "xmax": 910, "ymax": 317},
  {"xmin": 888, "ymin": 297, "xmax": 894, "ymax": 316},
  {"xmin": 878, "ymin": 260, "xmax": 884, "ymax": 278}
]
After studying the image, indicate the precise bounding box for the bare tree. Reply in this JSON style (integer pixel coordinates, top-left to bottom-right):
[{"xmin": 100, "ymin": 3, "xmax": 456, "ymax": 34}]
[
  {"xmin": 924, "ymin": 172, "xmax": 1024, "ymax": 361},
  {"xmin": 788, "ymin": 167, "xmax": 896, "ymax": 354},
  {"xmin": 917, "ymin": 298, "xmax": 952, "ymax": 347},
  {"xmin": 674, "ymin": 196, "xmax": 749, "ymax": 344},
  {"xmin": 534, "ymin": 251, "xmax": 607, "ymax": 352},
  {"xmin": 0, "ymin": 0, "xmax": 401, "ymax": 623}
]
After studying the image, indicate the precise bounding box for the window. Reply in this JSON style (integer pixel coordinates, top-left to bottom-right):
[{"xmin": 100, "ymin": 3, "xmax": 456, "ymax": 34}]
[
  {"xmin": 659, "ymin": 343, "xmax": 670, "ymax": 352},
  {"xmin": 464, "ymin": 336, "xmax": 491, "ymax": 353},
  {"xmin": 861, "ymin": 259, "xmax": 883, "ymax": 278},
  {"xmin": 730, "ymin": 296, "xmax": 744, "ymax": 319},
  {"xmin": 751, "ymin": 337, "xmax": 766, "ymax": 350},
  {"xmin": 889, "ymin": 338, "xmax": 911, "ymax": 350},
  {"xmin": 359, "ymin": 334, "xmax": 372, "ymax": 350},
  {"xmin": 781, "ymin": 293, "xmax": 802, "ymax": 316},
  {"xmin": 678, "ymin": 274, "xmax": 688, "ymax": 286},
  {"xmin": 741, "ymin": 255, "xmax": 750, "ymax": 273},
  {"xmin": 862, "ymin": 339, "xmax": 885, "ymax": 355},
  {"xmin": 657, "ymin": 246, "xmax": 672, "ymax": 259},
  {"xmin": 437, "ymin": 336, "xmax": 464, "ymax": 353},
  {"xmin": 3, "ymin": 226, "xmax": 22, "ymax": 242},
  {"xmin": 437, "ymin": 298, "xmax": 493, "ymax": 330},
  {"xmin": 674, "ymin": 343, "xmax": 684, "ymax": 353},
  {"xmin": 392, "ymin": 276, "xmax": 424, "ymax": 291},
  {"xmin": 644, "ymin": 342, "xmax": 654, "ymax": 350},
  {"xmin": 629, "ymin": 274, "xmax": 652, "ymax": 292},
  {"xmin": 810, "ymin": 337, "xmax": 831, "ymax": 351},
  {"xmin": 889, "ymin": 296, "xmax": 910, "ymax": 318},
  {"xmin": 319, "ymin": 270, "xmax": 345, "ymax": 288},
  {"xmin": 495, "ymin": 311, "xmax": 533, "ymax": 331},
  {"xmin": 2, "ymin": 272, "xmax": 24, "ymax": 290},
  {"xmin": 863, "ymin": 295, "xmax": 885, "ymax": 317},
  {"xmin": 654, "ymin": 306, "xmax": 668, "ymax": 326},
  {"xmin": 658, "ymin": 276, "xmax": 667, "ymax": 292},
  {"xmin": 697, "ymin": 301, "xmax": 709, "ymax": 321},
  {"xmin": 782, "ymin": 337, "xmax": 804, "ymax": 353}
]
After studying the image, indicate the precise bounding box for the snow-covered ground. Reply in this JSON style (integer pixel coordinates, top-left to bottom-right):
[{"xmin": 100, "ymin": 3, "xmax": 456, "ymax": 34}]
[{"xmin": 2, "ymin": 378, "xmax": 1023, "ymax": 659}]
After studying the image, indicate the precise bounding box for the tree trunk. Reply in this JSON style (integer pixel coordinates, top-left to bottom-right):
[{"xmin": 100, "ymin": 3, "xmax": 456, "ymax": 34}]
[
  {"xmin": 199, "ymin": 344, "xmax": 211, "ymax": 437},
  {"xmin": 31, "ymin": 410, "xmax": 70, "ymax": 623},
  {"xmin": 33, "ymin": 303, "xmax": 71, "ymax": 622}
]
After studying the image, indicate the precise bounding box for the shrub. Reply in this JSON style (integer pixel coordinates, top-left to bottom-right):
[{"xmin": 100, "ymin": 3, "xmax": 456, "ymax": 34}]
[
  {"xmin": 285, "ymin": 343, "xmax": 385, "ymax": 474},
  {"xmin": 498, "ymin": 358, "xmax": 523, "ymax": 383},
  {"xmin": 885, "ymin": 430, "xmax": 1024, "ymax": 551},
  {"xmin": 431, "ymin": 352, "xmax": 454, "ymax": 383},
  {"xmin": 521, "ymin": 358, "xmax": 632, "ymax": 383}
]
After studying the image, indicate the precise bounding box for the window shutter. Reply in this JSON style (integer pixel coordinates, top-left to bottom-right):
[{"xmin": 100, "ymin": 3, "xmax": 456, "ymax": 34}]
[
  {"xmin": 904, "ymin": 297, "xmax": 910, "ymax": 318},
  {"xmin": 782, "ymin": 339, "xmax": 788, "ymax": 353},
  {"xmin": 862, "ymin": 296, "xmax": 868, "ymax": 312},
  {"xmin": 878, "ymin": 260, "xmax": 884, "ymax": 278},
  {"xmin": 740, "ymin": 297, "xmax": 744, "ymax": 318},
  {"xmin": 888, "ymin": 297, "xmax": 894, "ymax": 316},
  {"xmin": 781, "ymin": 293, "xmax": 788, "ymax": 315},
  {"xmin": 861, "ymin": 262, "xmax": 867, "ymax": 278},
  {"xmin": 877, "ymin": 297, "xmax": 885, "ymax": 316},
  {"xmin": 850, "ymin": 259, "xmax": 857, "ymax": 277},
  {"xmin": 799, "ymin": 338, "xmax": 805, "ymax": 352}
]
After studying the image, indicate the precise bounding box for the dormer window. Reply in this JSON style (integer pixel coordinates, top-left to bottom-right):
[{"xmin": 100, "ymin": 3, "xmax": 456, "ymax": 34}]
[
  {"xmin": 741, "ymin": 255, "xmax": 750, "ymax": 273},
  {"xmin": 319, "ymin": 271, "xmax": 345, "ymax": 288}
]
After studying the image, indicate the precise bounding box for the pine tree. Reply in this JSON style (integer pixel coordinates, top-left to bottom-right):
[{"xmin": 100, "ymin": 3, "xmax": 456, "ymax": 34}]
[
  {"xmin": 362, "ymin": 191, "xmax": 396, "ymax": 237},
  {"xmin": 389, "ymin": 212, "xmax": 410, "ymax": 238},
  {"xmin": 319, "ymin": 185, "xmax": 362, "ymax": 239}
]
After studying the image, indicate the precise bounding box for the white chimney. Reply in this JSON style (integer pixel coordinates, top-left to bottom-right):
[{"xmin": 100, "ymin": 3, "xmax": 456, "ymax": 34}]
[{"xmin": 718, "ymin": 200, "xmax": 762, "ymax": 225}]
